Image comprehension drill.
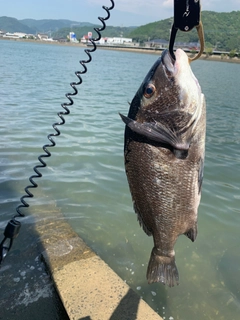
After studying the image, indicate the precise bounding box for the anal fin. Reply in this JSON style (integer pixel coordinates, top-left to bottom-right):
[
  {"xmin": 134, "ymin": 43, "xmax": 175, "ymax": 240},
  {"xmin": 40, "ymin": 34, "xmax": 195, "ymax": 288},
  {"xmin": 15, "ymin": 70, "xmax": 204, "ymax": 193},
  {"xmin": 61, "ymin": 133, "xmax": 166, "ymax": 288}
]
[{"xmin": 184, "ymin": 223, "xmax": 198, "ymax": 242}]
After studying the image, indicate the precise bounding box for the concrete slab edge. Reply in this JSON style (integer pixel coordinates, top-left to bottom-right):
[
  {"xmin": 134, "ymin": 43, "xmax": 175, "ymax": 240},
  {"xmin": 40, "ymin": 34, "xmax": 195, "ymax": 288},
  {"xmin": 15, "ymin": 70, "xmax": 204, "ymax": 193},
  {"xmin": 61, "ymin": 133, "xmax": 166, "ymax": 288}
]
[{"xmin": 37, "ymin": 217, "xmax": 163, "ymax": 320}]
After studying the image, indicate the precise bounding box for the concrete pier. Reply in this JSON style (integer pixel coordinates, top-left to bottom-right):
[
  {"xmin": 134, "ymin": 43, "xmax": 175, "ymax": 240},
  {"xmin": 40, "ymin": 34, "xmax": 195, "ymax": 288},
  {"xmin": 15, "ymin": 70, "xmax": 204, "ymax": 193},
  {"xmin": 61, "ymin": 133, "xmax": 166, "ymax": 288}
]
[{"xmin": 37, "ymin": 216, "xmax": 162, "ymax": 320}]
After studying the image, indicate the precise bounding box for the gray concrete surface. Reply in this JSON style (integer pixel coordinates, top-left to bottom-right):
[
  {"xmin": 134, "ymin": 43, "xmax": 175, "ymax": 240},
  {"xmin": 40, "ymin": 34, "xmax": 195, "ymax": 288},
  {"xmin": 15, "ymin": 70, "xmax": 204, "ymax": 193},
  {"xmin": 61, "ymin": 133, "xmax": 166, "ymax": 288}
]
[
  {"xmin": 37, "ymin": 212, "xmax": 163, "ymax": 320},
  {"xmin": 1, "ymin": 193, "xmax": 162, "ymax": 320},
  {"xmin": 0, "ymin": 213, "xmax": 69, "ymax": 320}
]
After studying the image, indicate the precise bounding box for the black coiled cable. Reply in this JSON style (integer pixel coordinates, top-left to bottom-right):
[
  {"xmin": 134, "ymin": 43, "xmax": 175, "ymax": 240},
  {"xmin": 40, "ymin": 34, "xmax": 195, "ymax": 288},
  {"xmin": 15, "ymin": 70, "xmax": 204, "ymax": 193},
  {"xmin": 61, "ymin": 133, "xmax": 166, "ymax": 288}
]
[{"xmin": 0, "ymin": 0, "xmax": 115, "ymax": 264}]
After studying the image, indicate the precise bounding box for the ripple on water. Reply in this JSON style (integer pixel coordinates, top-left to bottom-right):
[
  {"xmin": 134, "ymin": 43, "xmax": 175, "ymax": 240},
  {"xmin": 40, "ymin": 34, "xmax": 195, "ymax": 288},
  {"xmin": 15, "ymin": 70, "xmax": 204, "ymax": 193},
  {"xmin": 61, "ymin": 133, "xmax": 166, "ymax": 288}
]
[{"xmin": 0, "ymin": 41, "xmax": 240, "ymax": 320}]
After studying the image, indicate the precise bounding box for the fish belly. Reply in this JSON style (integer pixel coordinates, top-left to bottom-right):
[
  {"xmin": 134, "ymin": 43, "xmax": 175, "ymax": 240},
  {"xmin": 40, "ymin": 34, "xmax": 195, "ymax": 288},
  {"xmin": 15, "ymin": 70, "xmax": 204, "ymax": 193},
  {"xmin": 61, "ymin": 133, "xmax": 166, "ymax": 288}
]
[{"xmin": 125, "ymin": 137, "xmax": 201, "ymax": 286}]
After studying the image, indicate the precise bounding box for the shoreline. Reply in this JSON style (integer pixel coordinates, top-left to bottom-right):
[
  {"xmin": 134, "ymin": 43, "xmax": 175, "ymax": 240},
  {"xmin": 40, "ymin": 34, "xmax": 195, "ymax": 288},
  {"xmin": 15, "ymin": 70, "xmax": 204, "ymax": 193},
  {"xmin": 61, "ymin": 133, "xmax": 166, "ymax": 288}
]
[
  {"xmin": 1, "ymin": 37, "xmax": 240, "ymax": 64},
  {"xmin": 95, "ymin": 45, "xmax": 240, "ymax": 64}
]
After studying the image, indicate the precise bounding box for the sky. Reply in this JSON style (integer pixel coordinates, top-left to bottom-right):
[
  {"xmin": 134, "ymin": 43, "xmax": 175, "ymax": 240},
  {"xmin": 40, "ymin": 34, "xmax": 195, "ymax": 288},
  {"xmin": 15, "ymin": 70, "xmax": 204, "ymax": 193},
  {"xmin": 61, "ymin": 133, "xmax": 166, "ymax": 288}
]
[{"xmin": 0, "ymin": 0, "xmax": 239, "ymax": 26}]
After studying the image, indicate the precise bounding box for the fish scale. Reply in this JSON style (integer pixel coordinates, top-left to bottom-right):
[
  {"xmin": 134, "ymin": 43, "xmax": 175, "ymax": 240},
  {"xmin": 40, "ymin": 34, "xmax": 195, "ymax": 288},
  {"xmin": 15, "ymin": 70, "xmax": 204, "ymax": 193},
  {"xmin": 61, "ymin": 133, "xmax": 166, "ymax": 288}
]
[{"xmin": 120, "ymin": 49, "xmax": 206, "ymax": 287}]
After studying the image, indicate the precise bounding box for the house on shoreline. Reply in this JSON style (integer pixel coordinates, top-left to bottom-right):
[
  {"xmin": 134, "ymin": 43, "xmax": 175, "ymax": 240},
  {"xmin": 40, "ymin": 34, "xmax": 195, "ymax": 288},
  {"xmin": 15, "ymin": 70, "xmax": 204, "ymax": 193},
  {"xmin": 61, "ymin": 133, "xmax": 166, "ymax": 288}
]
[
  {"xmin": 0, "ymin": 30, "xmax": 56, "ymax": 42},
  {"xmin": 81, "ymin": 35, "xmax": 133, "ymax": 46},
  {"xmin": 0, "ymin": 31, "xmax": 36, "ymax": 39}
]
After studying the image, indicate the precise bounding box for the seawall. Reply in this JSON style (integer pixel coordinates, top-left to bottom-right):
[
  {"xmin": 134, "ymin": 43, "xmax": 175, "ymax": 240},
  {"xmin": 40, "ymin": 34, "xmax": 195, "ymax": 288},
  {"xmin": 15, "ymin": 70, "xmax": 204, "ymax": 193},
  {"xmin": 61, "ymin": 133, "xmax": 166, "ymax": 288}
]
[{"xmin": 36, "ymin": 210, "xmax": 163, "ymax": 320}]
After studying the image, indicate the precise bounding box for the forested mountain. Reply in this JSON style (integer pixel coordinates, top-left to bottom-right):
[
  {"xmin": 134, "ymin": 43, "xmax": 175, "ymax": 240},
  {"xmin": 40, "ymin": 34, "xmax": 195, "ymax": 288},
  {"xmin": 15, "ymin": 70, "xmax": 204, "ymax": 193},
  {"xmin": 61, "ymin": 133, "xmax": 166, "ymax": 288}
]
[
  {"xmin": 0, "ymin": 16, "xmax": 34, "ymax": 33},
  {"xmin": 52, "ymin": 25, "xmax": 136, "ymax": 40},
  {"xmin": 0, "ymin": 16, "xmax": 94, "ymax": 33},
  {"xmin": 128, "ymin": 11, "xmax": 240, "ymax": 51},
  {"xmin": 1, "ymin": 11, "xmax": 239, "ymax": 51},
  {"xmin": 201, "ymin": 11, "xmax": 240, "ymax": 51},
  {"xmin": 20, "ymin": 19, "xmax": 93, "ymax": 33},
  {"xmin": 52, "ymin": 10, "xmax": 240, "ymax": 51}
]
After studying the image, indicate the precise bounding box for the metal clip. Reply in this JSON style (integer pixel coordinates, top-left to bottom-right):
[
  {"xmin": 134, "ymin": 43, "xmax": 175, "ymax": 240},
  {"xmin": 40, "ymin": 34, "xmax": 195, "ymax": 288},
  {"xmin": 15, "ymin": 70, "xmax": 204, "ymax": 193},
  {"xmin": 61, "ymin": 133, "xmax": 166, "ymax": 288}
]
[
  {"xmin": 169, "ymin": 0, "xmax": 205, "ymax": 62},
  {"xmin": 175, "ymin": 0, "xmax": 200, "ymax": 32},
  {"xmin": 0, "ymin": 219, "xmax": 21, "ymax": 264}
]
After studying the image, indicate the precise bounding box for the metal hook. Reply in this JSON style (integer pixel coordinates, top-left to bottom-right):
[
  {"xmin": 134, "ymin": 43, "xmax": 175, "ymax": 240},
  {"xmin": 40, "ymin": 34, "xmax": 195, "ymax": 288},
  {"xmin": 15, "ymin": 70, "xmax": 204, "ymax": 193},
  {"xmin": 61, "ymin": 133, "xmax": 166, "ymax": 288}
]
[
  {"xmin": 0, "ymin": 238, "xmax": 14, "ymax": 264},
  {"xmin": 169, "ymin": 0, "xmax": 205, "ymax": 63},
  {"xmin": 0, "ymin": 219, "xmax": 21, "ymax": 264},
  {"xmin": 188, "ymin": 21, "xmax": 205, "ymax": 62}
]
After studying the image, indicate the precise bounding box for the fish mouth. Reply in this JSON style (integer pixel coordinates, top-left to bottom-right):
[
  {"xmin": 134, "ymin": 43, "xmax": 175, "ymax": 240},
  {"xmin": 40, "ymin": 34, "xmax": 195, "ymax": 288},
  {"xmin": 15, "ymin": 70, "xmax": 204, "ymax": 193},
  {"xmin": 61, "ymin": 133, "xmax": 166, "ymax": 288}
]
[
  {"xmin": 162, "ymin": 49, "xmax": 176, "ymax": 76},
  {"xmin": 162, "ymin": 49, "xmax": 190, "ymax": 78}
]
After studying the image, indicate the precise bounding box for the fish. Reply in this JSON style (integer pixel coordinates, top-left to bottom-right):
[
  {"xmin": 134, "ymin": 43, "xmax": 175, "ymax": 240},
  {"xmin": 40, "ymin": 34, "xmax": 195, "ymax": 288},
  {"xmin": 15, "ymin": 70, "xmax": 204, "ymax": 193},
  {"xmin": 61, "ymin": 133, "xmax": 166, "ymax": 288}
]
[{"xmin": 120, "ymin": 49, "xmax": 206, "ymax": 287}]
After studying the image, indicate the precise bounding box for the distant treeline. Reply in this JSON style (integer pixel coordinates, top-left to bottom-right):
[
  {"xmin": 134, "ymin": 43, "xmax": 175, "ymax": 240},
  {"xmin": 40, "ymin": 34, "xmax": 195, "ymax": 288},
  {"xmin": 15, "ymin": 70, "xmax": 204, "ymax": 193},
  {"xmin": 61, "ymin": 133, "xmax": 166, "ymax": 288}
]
[
  {"xmin": 125, "ymin": 11, "xmax": 240, "ymax": 52},
  {"xmin": 1, "ymin": 11, "xmax": 239, "ymax": 52},
  {"xmin": 53, "ymin": 11, "xmax": 240, "ymax": 52}
]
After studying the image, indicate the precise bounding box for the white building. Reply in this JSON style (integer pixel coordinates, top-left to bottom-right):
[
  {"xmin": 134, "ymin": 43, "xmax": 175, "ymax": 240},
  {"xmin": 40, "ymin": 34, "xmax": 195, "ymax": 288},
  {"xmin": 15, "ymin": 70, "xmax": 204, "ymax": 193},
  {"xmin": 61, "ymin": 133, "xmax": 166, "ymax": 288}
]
[
  {"xmin": 69, "ymin": 32, "xmax": 78, "ymax": 43},
  {"xmin": 80, "ymin": 35, "xmax": 133, "ymax": 45},
  {"xmin": 3, "ymin": 32, "xmax": 27, "ymax": 39},
  {"xmin": 13, "ymin": 32, "xmax": 27, "ymax": 38},
  {"xmin": 106, "ymin": 37, "xmax": 132, "ymax": 44},
  {"xmin": 96, "ymin": 37, "xmax": 108, "ymax": 45},
  {"xmin": 37, "ymin": 33, "xmax": 48, "ymax": 40}
]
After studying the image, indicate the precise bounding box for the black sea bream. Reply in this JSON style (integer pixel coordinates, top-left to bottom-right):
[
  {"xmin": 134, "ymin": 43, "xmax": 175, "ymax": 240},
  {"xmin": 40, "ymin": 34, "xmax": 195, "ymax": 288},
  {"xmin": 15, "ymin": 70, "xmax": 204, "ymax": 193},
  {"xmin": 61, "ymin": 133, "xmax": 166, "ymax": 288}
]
[{"xmin": 120, "ymin": 49, "xmax": 206, "ymax": 287}]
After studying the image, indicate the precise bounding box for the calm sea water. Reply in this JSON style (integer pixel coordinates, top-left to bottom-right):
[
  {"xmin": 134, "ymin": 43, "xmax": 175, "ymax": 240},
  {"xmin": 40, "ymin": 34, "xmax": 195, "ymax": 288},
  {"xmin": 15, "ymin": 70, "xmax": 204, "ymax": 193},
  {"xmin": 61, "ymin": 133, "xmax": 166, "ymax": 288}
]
[{"xmin": 0, "ymin": 40, "xmax": 240, "ymax": 320}]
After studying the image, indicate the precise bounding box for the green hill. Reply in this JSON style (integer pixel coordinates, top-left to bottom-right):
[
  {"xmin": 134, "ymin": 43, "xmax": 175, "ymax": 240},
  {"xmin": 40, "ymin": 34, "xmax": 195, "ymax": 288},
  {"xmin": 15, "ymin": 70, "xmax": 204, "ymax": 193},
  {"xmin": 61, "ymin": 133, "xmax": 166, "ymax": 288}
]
[
  {"xmin": 20, "ymin": 19, "xmax": 93, "ymax": 33},
  {"xmin": 52, "ymin": 25, "xmax": 136, "ymax": 40},
  {"xmin": 0, "ymin": 16, "xmax": 34, "ymax": 33},
  {"xmin": 128, "ymin": 11, "xmax": 240, "ymax": 51},
  {"xmin": 0, "ymin": 16, "xmax": 94, "ymax": 34},
  {"xmin": 201, "ymin": 11, "xmax": 240, "ymax": 51},
  {"xmin": 52, "ymin": 10, "xmax": 240, "ymax": 51},
  {"xmin": 0, "ymin": 11, "xmax": 239, "ymax": 51}
]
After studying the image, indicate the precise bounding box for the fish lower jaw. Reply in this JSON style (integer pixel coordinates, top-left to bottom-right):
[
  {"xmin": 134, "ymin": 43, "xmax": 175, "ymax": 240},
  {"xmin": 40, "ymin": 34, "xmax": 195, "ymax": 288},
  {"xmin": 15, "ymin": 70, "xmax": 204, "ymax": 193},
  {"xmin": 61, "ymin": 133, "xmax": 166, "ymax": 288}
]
[{"xmin": 174, "ymin": 49, "xmax": 190, "ymax": 74}]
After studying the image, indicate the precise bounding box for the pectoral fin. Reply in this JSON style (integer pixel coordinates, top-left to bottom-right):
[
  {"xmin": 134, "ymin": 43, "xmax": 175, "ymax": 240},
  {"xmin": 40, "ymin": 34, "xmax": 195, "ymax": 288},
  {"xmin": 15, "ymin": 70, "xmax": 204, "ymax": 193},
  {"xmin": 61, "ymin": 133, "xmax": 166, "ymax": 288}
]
[{"xmin": 119, "ymin": 113, "xmax": 190, "ymax": 151}]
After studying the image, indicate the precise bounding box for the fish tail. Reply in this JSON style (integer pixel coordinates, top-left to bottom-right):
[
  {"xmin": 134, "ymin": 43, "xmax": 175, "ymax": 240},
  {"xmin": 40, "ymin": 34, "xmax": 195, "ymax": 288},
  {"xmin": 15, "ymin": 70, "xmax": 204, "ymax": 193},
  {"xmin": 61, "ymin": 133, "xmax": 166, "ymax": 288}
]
[{"xmin": 147, "ymin": 248, "xmax": 179, "ymax": 287}]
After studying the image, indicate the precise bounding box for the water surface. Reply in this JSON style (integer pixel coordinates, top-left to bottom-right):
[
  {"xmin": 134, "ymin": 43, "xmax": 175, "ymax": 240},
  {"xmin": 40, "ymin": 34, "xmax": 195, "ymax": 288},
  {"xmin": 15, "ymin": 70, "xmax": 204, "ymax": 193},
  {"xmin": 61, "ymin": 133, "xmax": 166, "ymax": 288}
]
[{"xmin": 0, "ymin": 40, "xmax": 240, "ymax": 320}]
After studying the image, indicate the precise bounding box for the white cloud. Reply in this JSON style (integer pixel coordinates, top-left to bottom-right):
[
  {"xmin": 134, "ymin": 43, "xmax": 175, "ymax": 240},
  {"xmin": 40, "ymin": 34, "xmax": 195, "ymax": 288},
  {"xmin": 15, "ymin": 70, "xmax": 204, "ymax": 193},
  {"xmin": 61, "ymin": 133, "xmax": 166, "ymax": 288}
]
[
  {"xmin": 87, "ymin": 0, "xmax": 170, "ymax": 15},
  {"xmin": 162, "ymin": 0, "xmax": 173, "ymax": 9},
  {"xmin": 86, "ymin": 0, "xmax": 240, "ymax": 25},
  {"xmin": 201, "ymin": 0, "xmax": 240, "ymax": 11},
  {"xmin": 88, "ymin": 0, "xmax": 240, "ymax": 13}
]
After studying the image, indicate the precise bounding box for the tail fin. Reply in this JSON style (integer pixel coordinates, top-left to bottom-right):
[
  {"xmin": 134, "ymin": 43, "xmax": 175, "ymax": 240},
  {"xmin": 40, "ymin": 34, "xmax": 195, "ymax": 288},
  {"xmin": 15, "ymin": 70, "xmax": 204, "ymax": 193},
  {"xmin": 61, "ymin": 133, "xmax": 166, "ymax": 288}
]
[{"xmin": 147, "ymin": 248, "xmax": 179, "ymax": 287}]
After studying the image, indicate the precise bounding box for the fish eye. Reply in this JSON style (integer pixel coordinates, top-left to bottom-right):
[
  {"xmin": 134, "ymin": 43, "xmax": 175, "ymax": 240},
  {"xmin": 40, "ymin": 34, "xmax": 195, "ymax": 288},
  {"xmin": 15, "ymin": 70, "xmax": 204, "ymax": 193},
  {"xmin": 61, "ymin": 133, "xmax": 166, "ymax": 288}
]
[{"xmin": 144, "ymin": 83, "xmax": 156, "ymax": 98}]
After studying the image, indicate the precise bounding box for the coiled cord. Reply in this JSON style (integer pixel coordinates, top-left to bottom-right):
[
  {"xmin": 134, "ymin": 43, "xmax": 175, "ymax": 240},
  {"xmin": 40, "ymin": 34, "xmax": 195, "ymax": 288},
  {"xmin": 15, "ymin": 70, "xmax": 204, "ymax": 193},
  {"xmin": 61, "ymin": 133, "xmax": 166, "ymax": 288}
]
[{"xmin": 0, "ymin": 0, "xmax": 115, "ymax": 264}]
